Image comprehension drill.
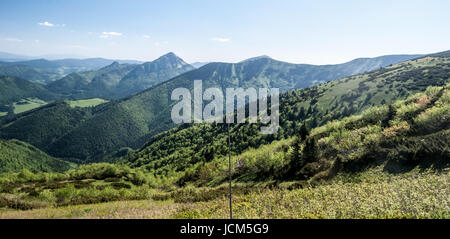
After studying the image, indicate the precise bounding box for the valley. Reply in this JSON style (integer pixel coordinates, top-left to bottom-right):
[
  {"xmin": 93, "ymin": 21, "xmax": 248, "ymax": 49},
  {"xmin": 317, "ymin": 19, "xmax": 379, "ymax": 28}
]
[
  {"xmin": 0, "ymin": 53, "xmax": 428, "ymax": 161},
  {"xmin": 0, "ymin": 50, "xmax": 448, "ymax": 219}
]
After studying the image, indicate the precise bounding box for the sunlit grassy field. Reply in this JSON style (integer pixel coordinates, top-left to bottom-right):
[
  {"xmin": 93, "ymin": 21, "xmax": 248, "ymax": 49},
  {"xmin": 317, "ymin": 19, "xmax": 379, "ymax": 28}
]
[
  {"xmin": 12, "ymin": 98, "xmax": 47, "ymax": 114},
  {"xmin": 1, "ymin": 167, "xmax": 448, "ymax": 219},
  {"xmin": 68, "ymin": 98, "xmax": 109, "ymax": 108}
]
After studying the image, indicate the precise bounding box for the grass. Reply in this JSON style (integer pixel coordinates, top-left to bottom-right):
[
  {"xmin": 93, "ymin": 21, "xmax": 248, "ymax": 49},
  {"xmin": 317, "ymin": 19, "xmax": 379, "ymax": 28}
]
[
  {"xmin": 0, "ymin": 200, "xmax": 179, "ymax": 219},
  {"xmin": 12, "ymin": 98, "xmax": 47, "ymax": 114},
  {"xmin": 68, "ymin": 98, "xmax": 108, "ymax": 108},
  {"xmin": 1, "ymin": 167, "xmax": 448, "ymax": 219}
]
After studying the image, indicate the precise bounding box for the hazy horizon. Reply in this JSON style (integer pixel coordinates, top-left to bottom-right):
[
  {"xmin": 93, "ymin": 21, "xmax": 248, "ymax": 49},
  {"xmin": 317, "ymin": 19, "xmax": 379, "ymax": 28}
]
[{"xmin": 0, "ymin": 49, "xmax": 433, "ymax": 66}]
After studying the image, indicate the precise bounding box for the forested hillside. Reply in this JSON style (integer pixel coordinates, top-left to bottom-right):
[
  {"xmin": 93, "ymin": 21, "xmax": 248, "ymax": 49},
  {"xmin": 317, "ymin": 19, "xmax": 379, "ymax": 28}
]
[
  {"xmin": 47, "ymin": 52, "xmax": 195, "ymax": 99},
  {"xmin": 124, "ymin": 53, "xmax": 450, "ymax": 184},
  {"xmin": 0, "ymin": 65, "xmax": 60, "ymax": 85},
  {"xmin": 0, "ymin": 101, "xmax": 95, "ymax": 154},
  {"xmin": 0, "ymin": 53, "xmax": 447, "ymax": 219},
  {"xmin": 47, "ymin": 62, "xmax": 137, "ymax": 99},
  {"xmin": 0, "ymin": 52, "xmax": 444, "ymax": 161},
  {"xmin": 0, "ymin": 139, "xmax": 72, "ymax": 173},
  {"xmin": 0, "ymin": 76, "xmax": 57, "ymax": 107},
  {"xmin": 127, "ymin": 82, "xmax": 450, "ymax": 186},
  {"xmin": 0, "ymin": 81, "xmax": 447, "ymax": 218}
]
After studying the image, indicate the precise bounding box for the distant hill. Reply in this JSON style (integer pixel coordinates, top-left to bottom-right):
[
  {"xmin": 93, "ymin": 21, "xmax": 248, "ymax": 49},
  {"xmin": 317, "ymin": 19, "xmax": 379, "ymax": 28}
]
[
  {"xmin": 47, "ymin": 62, "xmax": 138, "ymax": 99},
  {"xmin": 0, "ymin": 54, "xmax": 143, "ymax": 84},
  {"xmin": 117, "ymin": 52, "xmax": 195, "ymax": 97},
  {"xmin": 0, "ymin": 138, "xmax": 72, "ymax": 173},
  {"xmin": 336, "ymin": 54, "xmax": 424, "ymax": 75},
  {"xmin": 52, "ymin": 58, "xmax": 143, "ymax": 68},
  {"xmin": 0, "ymin": 51, "xmax": 434, "ymax": 161},
  {"xmin": 0, "ymin": 75, "xmax": 57, "ymax": 107},
  {"xmin": 47, "ymin": 53, "xmax": 195, "ymax": 99},
  {"xmin": 0, "ymin": 101, "xmax": 94, "ymax": 154},
  {"xmin": 0, "ymin": 64, "xmax": 62, "ymax": 84}
]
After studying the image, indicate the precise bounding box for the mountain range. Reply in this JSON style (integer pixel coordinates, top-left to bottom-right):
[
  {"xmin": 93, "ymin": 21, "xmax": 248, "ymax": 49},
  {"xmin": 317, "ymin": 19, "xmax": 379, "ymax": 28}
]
[
  {"xmin": 0, "ymin": 56, "xmax": 142, "ymax": 84},
  {"xmin": 47, "ymin": 52, "xmax": 195, "ymax": 99},
  {"xmin": 125, "ymin": 52, "xmax": 450, "ymax": 179},
  {"xmin": 0, "ymin": 53, "xmax": 196, "ymax": 113},
  {"xmin": 0, "ymin": 50, "xmax": 447, "ymax": 176},
  {"xmin": 0, "ymin": 51, "xmax": 430, "ymax": 161}
]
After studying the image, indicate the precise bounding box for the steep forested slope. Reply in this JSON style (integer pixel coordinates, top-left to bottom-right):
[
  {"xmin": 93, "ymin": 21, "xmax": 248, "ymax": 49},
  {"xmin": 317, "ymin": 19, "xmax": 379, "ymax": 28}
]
[
  {"xmin": 40, "ymin": 54, "xmax": 428, "ymax": 160},
  {"xmin": 47, "ymin": 62, "xmax": 137, "ymax": 99},
  {"xmin": 0, "ymin": 139, "xmax": 72, "ymax": 173},
  {"xmin": 126, "ymin": 82, "xmax": 450, "ymax": 186},
  {"xmin": 0, "ymin": 75, "xmax": 57, "ymax": 107},
  {"xmin": 47, "ymin": 53, "xmax": 195, "ymax": 99},
  {"xmin": 124, "ymin": 52, "xmax": 450, "ymax": 183},
  {"xmin": 0, "ymin": 53, "xmax": 431, "ymax": 161},
  {"xmin": 0, "ymin": 101, "xmax": 95, "ymax": 153}
]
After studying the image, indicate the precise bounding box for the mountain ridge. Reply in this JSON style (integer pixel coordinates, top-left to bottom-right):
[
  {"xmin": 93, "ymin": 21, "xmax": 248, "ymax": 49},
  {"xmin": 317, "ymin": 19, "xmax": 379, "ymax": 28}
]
[
  {"xmin": 47, "ymin": 52, "xmax": 195, "ymax": 99},
  {"xmin": 0, "ymin": 51, "xmax": 441, "ymax": 161}
]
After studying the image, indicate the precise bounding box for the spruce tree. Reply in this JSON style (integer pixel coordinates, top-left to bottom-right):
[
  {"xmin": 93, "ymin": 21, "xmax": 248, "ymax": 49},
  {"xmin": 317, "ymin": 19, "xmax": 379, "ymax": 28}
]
[
  {"xmin": 302, "ymin": 138, "xmax": 318, "ymax": 163},
  {"xmin": 299, "ymin": 123, "xmax": 309, "ymax": 141}
]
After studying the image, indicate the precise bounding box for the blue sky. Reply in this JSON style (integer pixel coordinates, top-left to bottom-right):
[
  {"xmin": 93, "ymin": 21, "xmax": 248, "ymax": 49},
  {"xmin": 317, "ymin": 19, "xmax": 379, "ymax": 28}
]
[{"xmin": 0, "ymin": 0, "xmax": 449, "ymax": 64}]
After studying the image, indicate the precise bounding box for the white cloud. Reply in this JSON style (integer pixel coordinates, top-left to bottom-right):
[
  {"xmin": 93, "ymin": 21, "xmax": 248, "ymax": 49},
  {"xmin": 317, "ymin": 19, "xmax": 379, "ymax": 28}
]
[
  {"xmin": 38, "ymin": 21, "xmax": 65, "ymax": 27},
  {"xmin": 142, "ymin": 34, "xmax": 150, "ymax": 39},
  {"xmin": 4, "ymin": 38, "xmax": 23, "ymax": 43},
  {"xmin": 39, "ymin": 21, "xmax": 55, "ymax": 27},
  {"xmin": 100, "ymin": 32, "xmax": 123, "ymax": 38},
  {"xmin": 38, "ymin": 21, "xmax": 54, "ymax": 27},
  {"xmin": 211, "ymin": 37, "xmax": 231, "ymax": 43}
]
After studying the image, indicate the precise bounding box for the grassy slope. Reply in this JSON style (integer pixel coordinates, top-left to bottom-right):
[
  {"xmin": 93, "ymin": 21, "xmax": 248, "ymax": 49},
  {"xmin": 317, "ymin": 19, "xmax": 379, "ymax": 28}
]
[
  {"xmin": 12, "ymin": 98, "xmax": 47, "ymax": 114},
  {"xmin": 68, "ymin": 98, "xmax": 109, "ymax": 108},
  {"xmin": 0, "ymin": 80, "xmax": 450, "ymax": 218},
  {"xmin": 180, "ymin": 83, "xmax": 450, "ymax": 186},
  {"xmin": 0, "ymin": 168, "xmax": 447, "ymax": 219},
  {"xmin": 124, "ymin": 53, "xmax": 450, "ymax": 183},
  {"xmin": 0, "ymin": 138, "xmax": 73, "ymax": 173},
  {"xmin": 0, "ymin": 54, "xmax": 448, "ymax": 219},
  {"xmin": 0, "ymin": 82, "xmax": 448, "ymax": 218}
]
